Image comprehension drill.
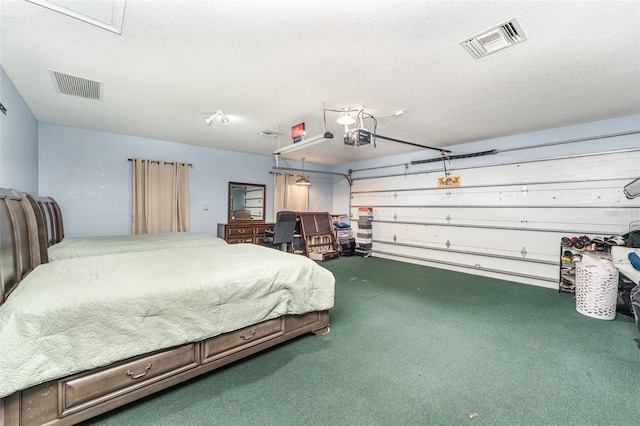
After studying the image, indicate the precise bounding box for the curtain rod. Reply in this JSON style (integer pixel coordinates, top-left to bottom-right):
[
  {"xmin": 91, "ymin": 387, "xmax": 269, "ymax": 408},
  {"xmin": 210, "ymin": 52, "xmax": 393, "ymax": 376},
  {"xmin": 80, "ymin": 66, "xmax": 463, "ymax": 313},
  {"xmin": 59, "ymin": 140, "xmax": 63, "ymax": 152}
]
[{"xmin": 128, "ymin": 158, "xmax": 193, "ymax": 168}]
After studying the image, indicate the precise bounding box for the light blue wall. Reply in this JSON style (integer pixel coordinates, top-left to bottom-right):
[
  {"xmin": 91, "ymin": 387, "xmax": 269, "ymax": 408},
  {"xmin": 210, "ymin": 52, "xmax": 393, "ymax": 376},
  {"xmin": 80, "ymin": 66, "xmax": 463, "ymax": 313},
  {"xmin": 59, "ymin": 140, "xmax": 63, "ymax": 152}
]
[
  {"xmin": 38, "ymin": 124, "xmax": 335, "ymax": 237},
  {"xmin": 332, "ymin": 115, "xmax": 640, "ymax": 214},
  {"xmin": 7, "ymin": 60, "xmax": 635, "ymax": 238},
  {"xmin": 0, "ymin": 66, "xmax": 38, "ymax": 192}
]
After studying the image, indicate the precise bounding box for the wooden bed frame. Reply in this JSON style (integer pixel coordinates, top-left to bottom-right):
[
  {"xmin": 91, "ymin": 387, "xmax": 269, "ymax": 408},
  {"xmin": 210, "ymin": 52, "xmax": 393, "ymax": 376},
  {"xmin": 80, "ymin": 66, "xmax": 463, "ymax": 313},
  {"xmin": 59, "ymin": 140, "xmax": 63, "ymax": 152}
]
[
  {"xmin": 0, "ymin": 189, "xmax": 330, "ymax": 426},
  {"xmin": 24, "ymin": 194, "xmax": 64, "ymax": 248}
]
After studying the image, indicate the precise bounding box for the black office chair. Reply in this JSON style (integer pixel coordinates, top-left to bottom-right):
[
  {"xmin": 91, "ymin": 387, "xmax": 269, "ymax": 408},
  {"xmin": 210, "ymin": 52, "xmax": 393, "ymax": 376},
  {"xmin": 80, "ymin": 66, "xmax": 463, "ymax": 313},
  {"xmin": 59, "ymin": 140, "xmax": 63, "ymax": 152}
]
[{"xmin": 264, "ymin": 211, "xmax": 297, "ymax": 252}]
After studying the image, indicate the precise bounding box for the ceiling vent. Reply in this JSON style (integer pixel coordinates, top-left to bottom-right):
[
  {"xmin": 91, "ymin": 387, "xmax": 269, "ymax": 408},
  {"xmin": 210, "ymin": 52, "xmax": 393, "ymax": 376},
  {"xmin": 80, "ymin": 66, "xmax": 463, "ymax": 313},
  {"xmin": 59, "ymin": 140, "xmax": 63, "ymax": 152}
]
[
  {"xmin": 49, "ymin": 70, "xmax": 103, "ymax": 100},
  {"xmin": 460, "ymin": 18, "xmax": 527, "ymax": 59},
  {"xmin": 258, "ymin": 130, "xmax": 283, "ymax": 138}
]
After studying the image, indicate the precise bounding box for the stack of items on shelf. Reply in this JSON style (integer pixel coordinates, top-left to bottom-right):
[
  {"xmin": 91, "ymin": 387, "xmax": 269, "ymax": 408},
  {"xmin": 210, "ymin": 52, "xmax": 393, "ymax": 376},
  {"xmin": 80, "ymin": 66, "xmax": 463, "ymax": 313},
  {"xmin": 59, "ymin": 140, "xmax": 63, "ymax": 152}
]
[
  {"xmin": 559, "ymin": 234, "xmax": 621, "ymax": 293},
  {"xmin": 333, "ymin": 214, "xmax": 355, "ymax": 256},
  {"xmin": 355, "ymin": 207, "xmax": 373, "ymax": 257}
]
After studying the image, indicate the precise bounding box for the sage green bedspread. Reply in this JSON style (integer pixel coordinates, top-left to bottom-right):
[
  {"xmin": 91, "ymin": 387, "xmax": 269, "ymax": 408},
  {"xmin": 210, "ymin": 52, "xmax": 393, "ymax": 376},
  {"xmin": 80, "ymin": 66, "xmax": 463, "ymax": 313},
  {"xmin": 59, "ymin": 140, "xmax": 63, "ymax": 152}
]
[
  {"xmin": 0, "ymin": 244, "xmax": 335, "ymax": 398},
  {"xmin": 47, "ymin": 232, "xmax": 227, "ymax": 261}
]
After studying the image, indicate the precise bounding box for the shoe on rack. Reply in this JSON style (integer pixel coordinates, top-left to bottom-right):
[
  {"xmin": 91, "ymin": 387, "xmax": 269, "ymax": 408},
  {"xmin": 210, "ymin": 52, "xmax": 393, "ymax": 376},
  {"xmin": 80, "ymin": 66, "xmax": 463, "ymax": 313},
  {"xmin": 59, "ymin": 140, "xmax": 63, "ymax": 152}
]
[
  {"xmin": 591, "ymin": 236, "xmax": 607, "ymax": 251},
  {"xmin": 571, "ymin": 237, "xmax": 585, "ymax": 250},
  {"xmin": 605, "ymin": 235, "xmax": 625, "ymax": 246},
  {"xmin": 560, "ymin": 280, "xmax": 575, "ymax": 290}
]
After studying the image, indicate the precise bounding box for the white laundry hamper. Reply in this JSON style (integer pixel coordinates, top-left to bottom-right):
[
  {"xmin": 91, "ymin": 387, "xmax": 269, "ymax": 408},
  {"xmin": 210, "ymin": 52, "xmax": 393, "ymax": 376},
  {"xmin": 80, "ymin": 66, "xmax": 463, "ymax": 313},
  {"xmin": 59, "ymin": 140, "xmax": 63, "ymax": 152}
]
[{"xmin": 575, "ymin": 255, "xmax": 619, "ymax": 320}]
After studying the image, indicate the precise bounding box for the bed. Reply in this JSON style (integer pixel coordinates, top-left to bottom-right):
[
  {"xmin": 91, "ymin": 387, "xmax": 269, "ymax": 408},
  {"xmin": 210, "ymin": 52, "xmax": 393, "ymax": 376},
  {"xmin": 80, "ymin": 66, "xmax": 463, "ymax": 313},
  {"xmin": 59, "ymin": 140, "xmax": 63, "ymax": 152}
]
[
  {"xmin": 0, "ymin": 188, "xmax": 334, "ymax": 426},
  {"xmin": 25, "ymin": 194, "xmax": 228, "ymax": 261},
  {"xmin": 46, "ymin": 231, "xmax": 228, "ymax": 260}
]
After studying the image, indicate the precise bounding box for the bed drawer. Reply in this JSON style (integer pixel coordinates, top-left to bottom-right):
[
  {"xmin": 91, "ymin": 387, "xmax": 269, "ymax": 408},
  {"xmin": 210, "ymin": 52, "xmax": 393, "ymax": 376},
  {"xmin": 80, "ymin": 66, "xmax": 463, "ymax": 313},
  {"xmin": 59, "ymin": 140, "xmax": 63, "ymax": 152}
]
[
  {"xmin": 60, "ymin": 344, "xmax": 198, "ymax": 415},
  {"xmin": 202, "ymin": 318, "xmax": 285, "ymax": 363}
]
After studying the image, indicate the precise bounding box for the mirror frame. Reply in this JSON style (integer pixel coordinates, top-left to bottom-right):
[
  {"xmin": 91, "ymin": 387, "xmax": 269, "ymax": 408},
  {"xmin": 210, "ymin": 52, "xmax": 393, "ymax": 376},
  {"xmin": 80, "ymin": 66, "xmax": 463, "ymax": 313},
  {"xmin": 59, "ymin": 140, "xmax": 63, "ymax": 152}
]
[{"xmin": 228, "ymin": 182, "xmax": 266, "ymax": 223}]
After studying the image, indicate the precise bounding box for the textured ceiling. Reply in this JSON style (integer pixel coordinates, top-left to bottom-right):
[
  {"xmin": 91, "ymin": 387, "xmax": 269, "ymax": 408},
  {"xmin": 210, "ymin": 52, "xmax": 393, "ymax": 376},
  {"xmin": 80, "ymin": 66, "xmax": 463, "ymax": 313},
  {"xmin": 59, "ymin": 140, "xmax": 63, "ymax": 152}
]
[{"xmin": 1, "ymin": 0, "xmax": 639, "ymax": 165}]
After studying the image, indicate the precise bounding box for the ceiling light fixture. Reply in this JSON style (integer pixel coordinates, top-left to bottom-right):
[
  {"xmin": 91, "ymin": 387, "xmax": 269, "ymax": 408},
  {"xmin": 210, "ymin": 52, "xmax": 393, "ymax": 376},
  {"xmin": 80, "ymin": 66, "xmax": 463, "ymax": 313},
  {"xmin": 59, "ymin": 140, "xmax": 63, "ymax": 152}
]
[
  {"xmin": 296, "ymin": 175, "xmax": 311, "ymax": 186},
  {"xmin": 204, "ymin": 111, "xmax": 230, "ymax": 125},
  {"xmin": 272, "ymin": 131, "xmax": 334, "ymax": 155},
  {"xmin": 336, "ymin": 108, "xmax": 356, "ymax": 126},
  {"xmin": 272, "ymin": 101, "xmax": 337, "ymax": 156},
  {"xmin": 296, "ymin": 157, "xmax": 311, "ymax": 186}
]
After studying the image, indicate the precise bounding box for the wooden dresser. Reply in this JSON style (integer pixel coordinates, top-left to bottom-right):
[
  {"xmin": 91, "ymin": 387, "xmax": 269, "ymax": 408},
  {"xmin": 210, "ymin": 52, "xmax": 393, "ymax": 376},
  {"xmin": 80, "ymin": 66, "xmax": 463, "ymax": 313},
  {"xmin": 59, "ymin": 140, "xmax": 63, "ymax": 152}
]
[{"xmin": 217, "ymin": 222, "xmax": 275, "ymax": 244}]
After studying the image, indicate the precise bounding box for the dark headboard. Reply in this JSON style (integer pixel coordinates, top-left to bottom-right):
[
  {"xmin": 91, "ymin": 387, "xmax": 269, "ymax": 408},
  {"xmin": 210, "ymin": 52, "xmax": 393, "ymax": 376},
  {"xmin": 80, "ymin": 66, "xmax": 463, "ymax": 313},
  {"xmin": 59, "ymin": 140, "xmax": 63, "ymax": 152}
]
[
  {"xmin": 0, "ymin": 189, "xmax": 47, "ymax": 304},
  {"xmin": 25, "ymin": 194, "xmax": 64, "ymax": 247}
]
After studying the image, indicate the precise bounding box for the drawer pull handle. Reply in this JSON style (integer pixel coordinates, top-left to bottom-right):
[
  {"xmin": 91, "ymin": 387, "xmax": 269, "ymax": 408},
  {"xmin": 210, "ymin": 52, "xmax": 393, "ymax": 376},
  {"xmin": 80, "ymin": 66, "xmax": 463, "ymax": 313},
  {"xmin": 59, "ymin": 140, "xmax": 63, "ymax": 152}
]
[
  {"xmin": 240, "ymin": 329, "xmax": 256, "ymax": 340},
  {"xmin": 239, "ymin": 229, "xmax": 245, "ymax": 233},
  {"xmin": 126, "ymin": 363, "xmax": 152, "ymax": 379}
]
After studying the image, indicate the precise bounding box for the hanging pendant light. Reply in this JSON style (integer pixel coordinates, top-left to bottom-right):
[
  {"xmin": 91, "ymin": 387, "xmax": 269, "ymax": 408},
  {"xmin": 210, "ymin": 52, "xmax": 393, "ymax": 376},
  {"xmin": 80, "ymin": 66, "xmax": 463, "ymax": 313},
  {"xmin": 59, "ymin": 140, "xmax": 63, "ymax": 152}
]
[
  {"xmin": 296, "ymin": 175, "xmax": 311, "ymax": 186},
  {"xmin": 296, "ymin": 157, "xmax": 311, "ymax": 186}
]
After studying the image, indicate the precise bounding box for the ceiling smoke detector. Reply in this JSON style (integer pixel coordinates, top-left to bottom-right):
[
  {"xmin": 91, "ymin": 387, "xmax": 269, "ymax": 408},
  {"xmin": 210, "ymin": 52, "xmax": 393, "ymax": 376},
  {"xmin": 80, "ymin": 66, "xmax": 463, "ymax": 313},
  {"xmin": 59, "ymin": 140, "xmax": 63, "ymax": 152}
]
[{"xmin": 460, "ymin": 18, "xmax": 527, "ymax": 59}]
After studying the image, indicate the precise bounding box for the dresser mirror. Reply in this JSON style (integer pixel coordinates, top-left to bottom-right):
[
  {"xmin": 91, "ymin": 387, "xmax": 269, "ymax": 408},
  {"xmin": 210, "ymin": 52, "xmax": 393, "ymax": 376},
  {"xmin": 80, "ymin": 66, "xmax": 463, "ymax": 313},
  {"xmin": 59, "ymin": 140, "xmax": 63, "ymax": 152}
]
[{"xmin": 228, "ymin": 182, "xmax": 266, "ymax": 222}]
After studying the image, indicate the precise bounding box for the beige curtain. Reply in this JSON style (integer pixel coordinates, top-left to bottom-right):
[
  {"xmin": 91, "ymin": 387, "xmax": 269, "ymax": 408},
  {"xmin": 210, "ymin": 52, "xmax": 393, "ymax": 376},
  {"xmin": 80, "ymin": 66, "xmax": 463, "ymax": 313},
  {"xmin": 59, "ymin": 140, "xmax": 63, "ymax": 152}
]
[
  {"xmin": 274, "ymin": 173, "xmax": 308, "ymax": 215},
  {"xmin": 132, "ymin": 159, "xmax": 190, "ymax": 234}
]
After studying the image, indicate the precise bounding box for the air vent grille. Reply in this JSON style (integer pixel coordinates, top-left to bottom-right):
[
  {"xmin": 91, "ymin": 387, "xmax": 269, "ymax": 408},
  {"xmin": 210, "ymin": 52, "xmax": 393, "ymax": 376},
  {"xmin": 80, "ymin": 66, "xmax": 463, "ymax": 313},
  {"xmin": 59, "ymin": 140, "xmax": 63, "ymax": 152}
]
[
  {"xmin": 461, "ymin": 18, "xmax": 527, "ymax": 60},
  {"xmin": 49, "ymin": 70, "xmax": 103, "ymax": 100},
  {"xmin": 258, "ymin": 130, "xmax": 283, "ymax": 138}
]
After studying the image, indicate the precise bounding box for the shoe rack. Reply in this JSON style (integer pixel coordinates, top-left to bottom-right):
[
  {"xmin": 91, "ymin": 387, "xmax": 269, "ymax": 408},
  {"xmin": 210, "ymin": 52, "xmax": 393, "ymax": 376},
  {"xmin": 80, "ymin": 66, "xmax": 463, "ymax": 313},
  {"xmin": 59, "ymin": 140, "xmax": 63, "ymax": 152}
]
[{"xmin": 559, "ymin": 235, "xmax": 611, "ymax": 293}]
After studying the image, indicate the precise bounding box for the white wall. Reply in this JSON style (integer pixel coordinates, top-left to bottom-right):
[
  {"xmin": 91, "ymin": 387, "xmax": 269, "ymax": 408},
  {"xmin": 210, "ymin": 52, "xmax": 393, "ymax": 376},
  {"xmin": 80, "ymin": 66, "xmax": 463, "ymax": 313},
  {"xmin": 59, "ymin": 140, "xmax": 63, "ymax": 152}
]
[
  {"xmin": 38, "ymin": 124, "xmax": 334, "ymax": 237},
  {"xmin": 0, "ymin": 66, "xmax": 38, "ymax": 192}
]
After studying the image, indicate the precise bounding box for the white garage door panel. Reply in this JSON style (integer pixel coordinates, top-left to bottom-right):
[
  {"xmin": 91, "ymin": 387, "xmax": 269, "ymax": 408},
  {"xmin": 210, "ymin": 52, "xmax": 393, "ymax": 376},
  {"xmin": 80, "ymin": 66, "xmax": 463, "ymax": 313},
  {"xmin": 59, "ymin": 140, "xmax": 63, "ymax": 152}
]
[
  {"xmin": 353, "ymin": 173, "xmax": 437, "ymax": 192},
  {"xmin": 351, "ymin": 206, "xmax": 636, "ymax": 234},
  {"xmin": 374, "ymin": 242, "xmax": 559, "ymax": 281},
  {"xmin": 373, "ymin": 252, "xmax": 559, "ymax": 289},
  {"xmin": 352, "ymin": 179, "xmax": 633, "ymax": 208},
  {"xmin": 352, "ymin": 151, "xmax": 639, "ymax": 193},
  {"xmin": 349, "ymin": 149, "xmax": 639, "ymax": 288},
  {"xmin": 370, "ymin": 222, "xmax": 559, "ymax": 261}
]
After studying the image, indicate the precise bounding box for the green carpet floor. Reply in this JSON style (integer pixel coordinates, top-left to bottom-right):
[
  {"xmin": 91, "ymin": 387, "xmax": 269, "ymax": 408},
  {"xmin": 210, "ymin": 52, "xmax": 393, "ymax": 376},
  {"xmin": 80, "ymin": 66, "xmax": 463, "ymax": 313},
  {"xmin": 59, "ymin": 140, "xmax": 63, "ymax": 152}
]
[{"xmin": 84, "ymin": 257, "xmax": 640, "ymax": 425}]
